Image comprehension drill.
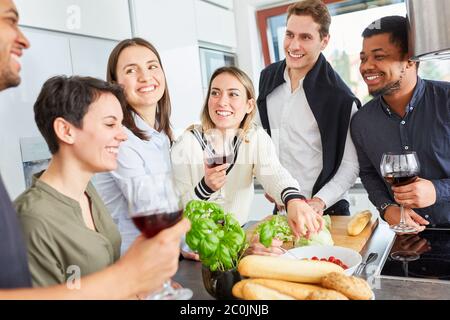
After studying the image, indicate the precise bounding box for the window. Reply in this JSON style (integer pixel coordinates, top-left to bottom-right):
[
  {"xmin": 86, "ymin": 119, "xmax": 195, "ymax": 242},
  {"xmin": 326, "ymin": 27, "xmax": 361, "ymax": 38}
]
[{"xmin": 199, "ymin": 47, "xmax": 236, "ymax": 95}]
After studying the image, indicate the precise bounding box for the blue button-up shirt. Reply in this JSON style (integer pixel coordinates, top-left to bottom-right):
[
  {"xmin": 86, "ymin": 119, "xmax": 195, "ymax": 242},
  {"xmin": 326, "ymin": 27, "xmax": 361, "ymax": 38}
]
[
  {"xmin": 351, "ymin": 77, "xmax": 450, "ymax": 227},
  {"xmin": 93, "ymin": 113, "xmax": 171, "ymax": 255}
]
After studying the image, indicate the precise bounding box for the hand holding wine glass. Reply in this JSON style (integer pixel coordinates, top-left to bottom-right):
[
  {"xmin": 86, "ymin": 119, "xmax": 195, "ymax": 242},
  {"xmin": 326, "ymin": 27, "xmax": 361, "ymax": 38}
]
[
  {"xmin": 203, "ymin": 129, "xmax": 235, "ymax": 204},
  {"xmin": 126, "ymin": 173, "xmax": 193, "ymax": 300},
  {"xmin": 380, "ymin": 151, "xmax": 421, "ymax": 234}
]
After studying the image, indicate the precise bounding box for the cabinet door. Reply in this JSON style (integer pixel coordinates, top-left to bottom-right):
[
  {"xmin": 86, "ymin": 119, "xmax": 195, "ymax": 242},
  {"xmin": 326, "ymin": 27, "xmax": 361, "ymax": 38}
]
[
  {"xmin": 70, "ymin": 37, "xmax": 118, "ymax": 80},
  {"xmin": 195, "ymin": 0, "xmax": 236, "ymax": 48}
]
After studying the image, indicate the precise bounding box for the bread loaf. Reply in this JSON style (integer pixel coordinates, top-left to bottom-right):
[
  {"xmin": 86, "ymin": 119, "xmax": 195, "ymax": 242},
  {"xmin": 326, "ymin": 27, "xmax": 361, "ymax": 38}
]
[
  {"xmin": 231, "ymin": 279, "xmax": 252, "ymax": 299},
  {"xmin": 347, "ymin": 210, "xmax": 372, "ymax": 236},
  {"xmin": 238, "ymin": 255, "xmax": 344, "ymax": 284},
  {"xmin": 321, "ymin": 272, "xmax": 374, "ymax": 300},
  {"xmin": 242, "ymin": 282, "xmax": 295, "ymax": 300}
]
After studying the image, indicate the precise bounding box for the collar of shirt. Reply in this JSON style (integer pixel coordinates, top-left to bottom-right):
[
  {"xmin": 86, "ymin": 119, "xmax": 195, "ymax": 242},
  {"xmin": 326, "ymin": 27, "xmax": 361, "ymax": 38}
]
[
  {"xmin": 283, "ymin": 67, "xmax": 305, "ymax": 94},
  {"xmin": 31, "ymin": 171, "xmax": 92, "ymax": 209},
  {"xmin": 132, "ymin": 111, "xmax": 167, "ymax": 148},
  {"xmin": 380, "ymin": 77, "xmax": 425, "ymax": 118}
]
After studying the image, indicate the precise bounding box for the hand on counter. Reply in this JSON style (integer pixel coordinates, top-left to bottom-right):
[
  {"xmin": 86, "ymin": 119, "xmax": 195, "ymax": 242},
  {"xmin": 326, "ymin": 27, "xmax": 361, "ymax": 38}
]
[
  {"xmin": 384, "ymin": 206, "xmax": 429, "ymax": 233},
  {"xmin": 392, "ymin": 178, "xmax": 437, "ymax": 208},
  {"xmin": 246, "ymin": 234, "xmax": 284, "ymax": 256},
  {"xmin": 286, "ymin": 199, "xmax": 324, "ymax": 238},
  {"xmin": 181, "ymin": 249, "xmax": 200, "ymax": 261}
]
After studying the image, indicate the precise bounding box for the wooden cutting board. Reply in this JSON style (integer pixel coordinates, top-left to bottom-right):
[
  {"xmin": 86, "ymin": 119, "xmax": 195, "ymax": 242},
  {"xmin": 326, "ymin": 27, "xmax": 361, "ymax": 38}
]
[
  {"xmin": 246, "ymin": 215, "xmax": 379, "ymax": 253},
  {"xmin": 330, "ymin": 215, "xmax": 379, "ymax": 252}
]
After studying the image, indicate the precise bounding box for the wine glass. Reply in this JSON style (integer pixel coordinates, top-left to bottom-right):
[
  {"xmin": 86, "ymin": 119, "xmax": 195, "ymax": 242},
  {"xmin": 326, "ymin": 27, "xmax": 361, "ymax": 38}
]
[
  {"xmin": 203, "ymin": 129, "xmax": 235, "ymax": 204},
  {"xmin": 126, "ymin": 173, "xmax": 193, "ymax": 300},
  {"xmin": 380, "ymin": 151, "xmax": 420, "ymax": 234}
]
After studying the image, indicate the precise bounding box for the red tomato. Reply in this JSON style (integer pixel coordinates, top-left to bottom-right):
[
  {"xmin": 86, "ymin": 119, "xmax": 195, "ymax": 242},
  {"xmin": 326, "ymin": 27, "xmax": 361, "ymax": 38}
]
[
  {"xmin": 311, "ymin": 256, "xmax": 319, "ymax": 261},
  {"xmin": 328, "ymin": 256, "xmax": 336, "ymax": 263}
]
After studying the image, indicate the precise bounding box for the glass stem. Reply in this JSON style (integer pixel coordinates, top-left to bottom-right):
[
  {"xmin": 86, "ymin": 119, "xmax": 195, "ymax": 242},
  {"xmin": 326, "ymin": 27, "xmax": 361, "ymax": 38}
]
[
  {"xmin": 163, "ymin": 280, "xmax": 175, "ymax": 294},
  {"xmin": 399, "ymin": 205, "xmax": 406, "ymax": 226}
]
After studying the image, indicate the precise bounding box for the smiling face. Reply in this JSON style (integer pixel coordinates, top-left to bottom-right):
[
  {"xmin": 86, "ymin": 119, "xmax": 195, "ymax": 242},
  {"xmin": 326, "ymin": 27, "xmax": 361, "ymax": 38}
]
[
  {"xmin": 71, "ymin": 93, "xmax": 127, "ymax": 173},
  {"xmin": 207, "ymin": 72, "xmax": 254, "ymax": 132},
  {"xmin": 360, "ymin": 33, "xmax": 412, "ymax": 96},
  {"xmin": 0, "ymin": 0, "xmax": 30, "ymax": 90},
  {"xmin": 284, "ymin": 14, "xmax": 329, "ymax": 79},
  {"xmin": 115, "ymin": 45, "xmax": 166, "ymax": 111}
]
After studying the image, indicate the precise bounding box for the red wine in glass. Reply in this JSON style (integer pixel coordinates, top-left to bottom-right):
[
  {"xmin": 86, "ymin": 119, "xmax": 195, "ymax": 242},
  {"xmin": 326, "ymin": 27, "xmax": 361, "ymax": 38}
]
[
  {"xmin": 384, "ymin": 172, "xmax": 418, "ymax": 187},
  {"xmin": 206, "ymin": 154, "xmax": 234, "ymax": 168},
  {"xmin": 132, "ymin": 210, "xmax": 183, "ymax": 238},
  {"xmin": 127, "ymin": 174, "xmax": 193, "ymax": 300},
  {"xmin": 380, "ymin": 151, "xmax": 420, "ymax": 234}
]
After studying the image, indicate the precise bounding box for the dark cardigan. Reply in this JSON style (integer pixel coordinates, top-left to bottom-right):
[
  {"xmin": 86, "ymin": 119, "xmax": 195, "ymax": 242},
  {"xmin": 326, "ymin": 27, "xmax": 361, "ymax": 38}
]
[{"xmin": 257, "ymin": 53, "xmax": 361, "ymax": 196}]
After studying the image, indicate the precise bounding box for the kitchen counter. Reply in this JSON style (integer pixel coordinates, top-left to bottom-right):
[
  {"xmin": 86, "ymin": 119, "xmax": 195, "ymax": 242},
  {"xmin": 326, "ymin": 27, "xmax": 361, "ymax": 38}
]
[{"xmin": 173, "ymin": 220, "xmax": 450, "ymax": 300}]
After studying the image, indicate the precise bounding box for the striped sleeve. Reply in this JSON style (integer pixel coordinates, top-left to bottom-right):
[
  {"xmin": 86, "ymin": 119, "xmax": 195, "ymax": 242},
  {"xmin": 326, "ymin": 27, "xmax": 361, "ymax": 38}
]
[
  {"xmin": 281, "ymin": 187, "xmax": 306, "ymax": 207},
  {"xmin": 194, "ymin": 177, "xmax": 215, "ymax": 200}
]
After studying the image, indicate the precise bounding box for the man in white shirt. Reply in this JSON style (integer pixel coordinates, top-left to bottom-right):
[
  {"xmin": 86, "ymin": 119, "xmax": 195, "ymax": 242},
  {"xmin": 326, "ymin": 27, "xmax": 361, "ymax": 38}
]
[{"xmin": 257, "ymin": 0, "xmax": 360, "ymax": 215}]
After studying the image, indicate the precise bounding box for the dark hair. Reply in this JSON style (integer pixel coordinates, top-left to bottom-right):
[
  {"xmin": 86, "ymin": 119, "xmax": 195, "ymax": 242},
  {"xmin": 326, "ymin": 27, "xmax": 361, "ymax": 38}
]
[
  {"xmin": 287, "ymin": 0, "xmax": 331, "ymax": 39},
  {"xmin": 362, "ymin": 15, "xmax": 408, "ymax": 56},
  {"xmin": 106, "ymin": 38, "xmax": 174, "ymax": 142},
  {"xmin": 34, "ymin": 75, "xmax": 126, "ymax": 154}
]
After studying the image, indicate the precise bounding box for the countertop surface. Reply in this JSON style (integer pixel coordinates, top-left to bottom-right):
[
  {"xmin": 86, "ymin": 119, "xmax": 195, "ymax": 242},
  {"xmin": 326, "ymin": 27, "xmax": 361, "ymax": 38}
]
[{"xmin": 173, "ymin": 219, "xmax": 450, "ymax": 300}]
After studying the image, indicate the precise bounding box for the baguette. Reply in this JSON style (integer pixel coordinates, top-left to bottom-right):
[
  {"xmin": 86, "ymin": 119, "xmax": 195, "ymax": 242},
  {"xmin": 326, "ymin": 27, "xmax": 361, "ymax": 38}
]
[
  {"xmin": 246, "ymin": 278, "xmax": 332, "ymax": 300},
  {"xmin": 238, "ymin": 255, "xmax": 344, "ymax": 284},
  {"xmin": 242, "ymin": 282, "xmax": 295, "ymax": 300},
  {"xmin": 231, "ymin": 279, "xmax": 252, "ymax": 299},
  {"xmin": 347, "ymin": 210, "xmax": 372, "ymax": 236}
]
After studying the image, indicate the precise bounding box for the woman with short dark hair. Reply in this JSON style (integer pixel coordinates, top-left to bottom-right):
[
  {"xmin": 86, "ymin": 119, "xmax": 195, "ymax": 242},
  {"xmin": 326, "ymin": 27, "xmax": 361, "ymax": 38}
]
[{"xmin": 14, "ymin": 75, "xmax": 127, "ymax": 286}]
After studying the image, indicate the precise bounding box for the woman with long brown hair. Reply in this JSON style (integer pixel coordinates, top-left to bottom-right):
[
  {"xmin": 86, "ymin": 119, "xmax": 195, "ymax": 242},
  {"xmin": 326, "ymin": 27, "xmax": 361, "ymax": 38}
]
[{"xmin": 94, "ymin": 38, "xmax": 175, "ymax": 255}]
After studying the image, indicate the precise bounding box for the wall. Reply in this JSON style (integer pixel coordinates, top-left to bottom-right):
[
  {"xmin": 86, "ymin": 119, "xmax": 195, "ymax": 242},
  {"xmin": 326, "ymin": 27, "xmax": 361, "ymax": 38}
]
[{"xmin": 233, "ymin": 0, "xmax": 266, "ymax": 92}]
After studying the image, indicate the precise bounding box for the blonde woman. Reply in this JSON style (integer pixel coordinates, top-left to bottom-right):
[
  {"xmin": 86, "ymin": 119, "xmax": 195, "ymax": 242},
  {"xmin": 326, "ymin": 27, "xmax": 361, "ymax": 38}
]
[{"xmin": 171, "ymin": 67, "xmax": 324, "ymax": 258}]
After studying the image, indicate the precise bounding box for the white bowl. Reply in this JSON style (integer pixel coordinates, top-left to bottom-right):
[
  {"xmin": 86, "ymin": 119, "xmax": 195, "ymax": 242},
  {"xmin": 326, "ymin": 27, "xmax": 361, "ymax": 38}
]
[{"xmin": 281, "ymin": 245, "xmax": 362, "ymax": 275}]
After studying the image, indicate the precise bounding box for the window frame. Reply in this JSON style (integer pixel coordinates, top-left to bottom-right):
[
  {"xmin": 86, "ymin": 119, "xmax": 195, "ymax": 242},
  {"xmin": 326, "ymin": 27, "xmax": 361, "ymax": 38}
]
[{"xmin": 256, "ymin": 0, "xmax": 347, "ymax": 66}]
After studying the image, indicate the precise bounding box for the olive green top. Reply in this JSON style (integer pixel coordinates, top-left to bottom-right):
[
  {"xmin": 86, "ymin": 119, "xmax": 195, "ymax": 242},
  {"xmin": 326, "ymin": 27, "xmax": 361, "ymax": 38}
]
[{"xmin": 14, "ymin": 175, "xmax": 121, "ymax": 287}]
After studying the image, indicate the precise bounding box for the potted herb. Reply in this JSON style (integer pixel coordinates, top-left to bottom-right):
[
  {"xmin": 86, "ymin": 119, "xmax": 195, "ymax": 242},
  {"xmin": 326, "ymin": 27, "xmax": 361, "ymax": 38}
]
[{"xmin": 184, "ymin": 200, "xmax": 248, "ymax": 299}]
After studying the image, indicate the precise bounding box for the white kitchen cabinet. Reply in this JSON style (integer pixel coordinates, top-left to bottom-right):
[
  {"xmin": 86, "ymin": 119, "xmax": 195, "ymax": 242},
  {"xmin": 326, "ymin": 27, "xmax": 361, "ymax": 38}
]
[
  {"xmin": 70, "ymin": 37, "xmax": 118, "ymax": 80},
  {"xmin": 131, "ymin": 0, "xmax": 204, "ymax": 136},
  {"xmin": 203, "ymin": 0, "xmax": 234, "ymax": 9},
  {"xmin": 194, "ymin": 0, "xmax": 237, "ymax": 48},
  {"xmin": 15, "ymin": 0, "xmax": 132, "ymax": 40}
]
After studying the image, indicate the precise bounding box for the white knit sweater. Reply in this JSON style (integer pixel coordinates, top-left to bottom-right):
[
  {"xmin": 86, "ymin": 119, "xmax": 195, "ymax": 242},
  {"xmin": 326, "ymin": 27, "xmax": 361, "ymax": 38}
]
[{"xmin": 171, "ymin": 123, "xmax": 303, "ymax": 225}]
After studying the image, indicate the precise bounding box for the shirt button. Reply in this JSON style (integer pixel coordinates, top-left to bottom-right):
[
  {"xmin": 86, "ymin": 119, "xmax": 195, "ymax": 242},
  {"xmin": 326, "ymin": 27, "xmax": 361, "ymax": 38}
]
[
  {"xmin": 404, "ymin": 146, "xmax": 409, "ymax": 150},
  {"xmin": 409, "ymin": 107, "xmax": 413, "ymax": 111},
  {"xmin": 401, "ymin": 120, "xmax": 406, "ymax": 125},
  {"xmin": 425, "ymin": 215, "xmax": 430, "ymax": 219}
]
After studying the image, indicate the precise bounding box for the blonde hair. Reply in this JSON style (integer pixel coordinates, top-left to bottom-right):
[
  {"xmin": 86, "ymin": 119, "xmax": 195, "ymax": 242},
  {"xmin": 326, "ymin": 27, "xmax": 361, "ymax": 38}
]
[{"xmin": 200, "ymin": 66, "xmax": 256, "ymax": 139}]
